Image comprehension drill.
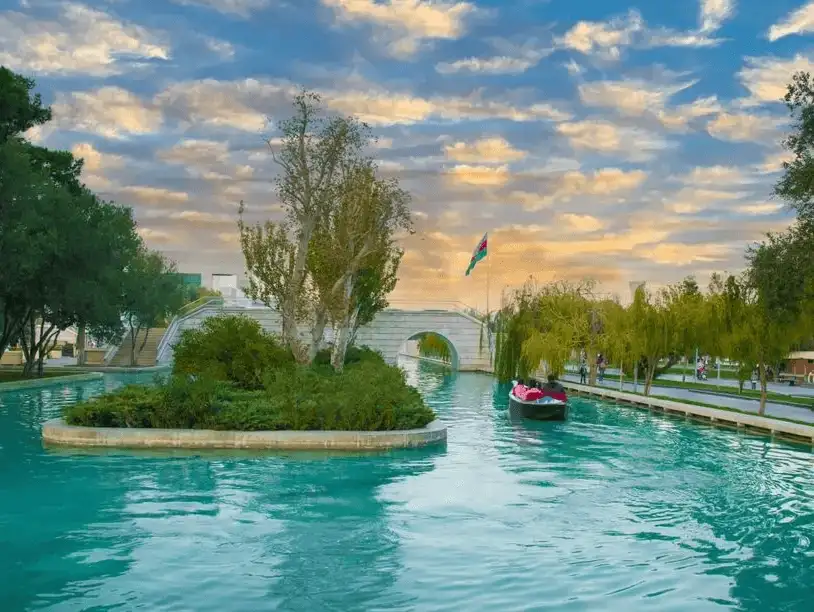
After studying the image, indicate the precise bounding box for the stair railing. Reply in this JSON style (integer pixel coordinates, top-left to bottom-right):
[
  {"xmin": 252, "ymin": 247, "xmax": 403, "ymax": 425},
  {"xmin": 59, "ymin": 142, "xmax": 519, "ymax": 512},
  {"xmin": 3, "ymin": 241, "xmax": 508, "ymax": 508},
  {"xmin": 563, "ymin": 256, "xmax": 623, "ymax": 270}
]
[{"xmin": 156, "ymin": 297, "xmax": 225, "ymax": 364}]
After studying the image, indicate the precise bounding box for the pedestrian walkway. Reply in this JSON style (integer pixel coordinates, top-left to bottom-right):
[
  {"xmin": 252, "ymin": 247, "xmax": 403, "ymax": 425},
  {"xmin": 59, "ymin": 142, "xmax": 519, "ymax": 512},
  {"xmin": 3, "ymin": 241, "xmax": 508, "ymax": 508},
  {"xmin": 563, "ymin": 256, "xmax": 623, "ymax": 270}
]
[
  {"xmin": 566, "ymin": 367, "xmax": 814, "ymax": 398},
  {"xmin": 561, "ymin": 375, "xmax": 814, "ymax": 424}
]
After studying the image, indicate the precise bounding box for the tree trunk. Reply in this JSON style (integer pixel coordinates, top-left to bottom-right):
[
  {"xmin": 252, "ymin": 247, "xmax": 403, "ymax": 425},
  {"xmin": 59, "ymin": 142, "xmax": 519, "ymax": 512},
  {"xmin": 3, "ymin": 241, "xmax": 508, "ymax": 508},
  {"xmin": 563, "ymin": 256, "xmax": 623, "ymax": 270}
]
[
  {"xmin": 644, "ymin": 360, "xmax": 657, "ymax": 396},
  {"xmin": 633, "ymin": 361, "xmax": 638, "ymax": 393},
  {"xmin": 37, "ymin": 330, "xmax": 59, "ymax": 376},
  {"xmin": 588, "ymin": 355, "xmax": 597, "ymax": 385},
  {"xmin": 308, "ymin": 307, "xmax": 328, "ymax": 363},
  {"xmin": 280, "ymin": 297, "xmax": 306, "ymax": 363},
  {"xmin": 619, "ymin": 360, "xmax": 624, "ymax": 391},
  {"xmin": 758, "ymin": 362, "xmax": 767, "ymax": 416},
  {"xmin": 129, "ymin": 324, "xmax": 140, "ymax": 367},
  {"xmin": 330, "ymin": 274, "xmax": 356, "ymax": 373},
  {"xmin": 76, "ymin": 323, "xmax": 86, "ymax": 366},
  {"xmin": 682, "ymin": 353, "xmax": 687, "ymax": 383},
  {"xmin": 21, "ymin": 317, "xmax": 36, "ymax": 377}
]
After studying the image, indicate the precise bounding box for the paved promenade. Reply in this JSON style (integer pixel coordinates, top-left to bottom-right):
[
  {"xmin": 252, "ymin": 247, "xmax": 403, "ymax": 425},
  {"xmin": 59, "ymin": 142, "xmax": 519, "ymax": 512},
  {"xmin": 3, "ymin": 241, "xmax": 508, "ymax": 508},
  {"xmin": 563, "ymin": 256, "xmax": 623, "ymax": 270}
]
[{"xmin": 561, "ymin": 375, "xmax": 814, "ymax": 424}]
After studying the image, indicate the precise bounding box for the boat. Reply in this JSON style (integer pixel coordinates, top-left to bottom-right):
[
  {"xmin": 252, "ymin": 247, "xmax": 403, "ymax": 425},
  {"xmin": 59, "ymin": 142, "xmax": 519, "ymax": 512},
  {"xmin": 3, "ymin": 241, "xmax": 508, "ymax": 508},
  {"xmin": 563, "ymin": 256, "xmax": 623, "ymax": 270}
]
[{"xmin": 508, "ymin": 380, "xmax": 568, "ymax": 421}]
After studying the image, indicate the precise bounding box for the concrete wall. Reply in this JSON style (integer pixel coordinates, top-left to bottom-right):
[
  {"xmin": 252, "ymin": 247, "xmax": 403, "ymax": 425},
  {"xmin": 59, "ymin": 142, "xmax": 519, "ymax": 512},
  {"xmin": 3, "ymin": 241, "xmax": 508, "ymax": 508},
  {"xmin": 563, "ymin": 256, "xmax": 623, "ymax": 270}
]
[{"xmin": 164, "ymin": 306, "xmax": 492, "ymax": 371}]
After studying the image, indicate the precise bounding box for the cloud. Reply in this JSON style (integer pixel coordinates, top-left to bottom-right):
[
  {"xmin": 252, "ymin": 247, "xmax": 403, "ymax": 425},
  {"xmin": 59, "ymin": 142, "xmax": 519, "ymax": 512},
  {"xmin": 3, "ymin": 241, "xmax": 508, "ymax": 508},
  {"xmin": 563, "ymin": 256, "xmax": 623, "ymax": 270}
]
[
  {"xmin": 321, "ymin": 0, "xmax": 476, "ymax": 58},
  {"xmin": 560, "ymin": 213, "xmax": 604, "ymax": 233},
  {"xmin": 158, "ymin": 139, "xmax": 254, "ymax": 181},
  {"xmin": 515, "ymin": 168, "xmax": 648, "ymax": 211},
  {"xmin": 556, "ymin": 120, "xmax": 671, "ymax": 160},
  {"xmin": 556, "ymin": 7, "xmax": 725, "ymax": 61},
  {"xmin": 646, "ymin": 242, "xmax": 731, "ymax": 265},
  {"xmin": 577, "ymin": 78, "xmax": 720, "ymax": 130},
  {"xmin": 734, "ymin": 202, "xmax": 784, "ymax": 215},
  {"xmin": 0, "ymin": 3, "xmax": 168, "ymax": 76},
  {"xmin": 137, "ymin": 227, "xmax": 180, "ymax": 245},
  {"xmin": 680, "ymin": 165, "xmax": 754, "ymax": 186},
  {"xmin": 754, "ymin": 150, "xmax": 792, "ymax": 174},
  {"xmin": 737, "ymin": 54, "xmax": 814, "ymax": 105},
  {"xmin": 664, "ymin": 187, "xmax": 745, "ymax": 214},
  {"xmin": 444, "ymin": 137, "xmax": 526, "ymax": 163},
  {"xmin": 172, "ymin": 0, "xmax": 271, "ymax": 18},
  {"xmin": 53, "ymin": 87, "xmax": 164, "ymax": 138},
  {"xmin": 445, "ymin": 164, "xmax": 510, "ymax": 186},
  {"xmin": 203, "ymin": 37, "xmax": 236, "ymax": 60},
  {"xmin": 557, "ymin": 10, "xmax": 644, "ymax": 60},
  {"xmin": 71, "ymin": 142, "xmax": 124, "ymax": 190},
  {"xmin": 436, "ymin": 39, "xmax": 551, "ymax": 75},
  {"xmin": 767, "ymin": 1, "xmax": 814, "ymax": 41},
  {"xmin": 706, "ymin": 112, "xmax": 783, "ymax": 143},
  {"xmin": 121, "ymin": 186, "xmax": 190, "ymax": 206},
  {"xmin": 699, "ymin": 0, "xmax": 735, "ymax": 33},
  {"xmin": 153, "ymin": 77, "xmax": 572, "ymax": 130}
]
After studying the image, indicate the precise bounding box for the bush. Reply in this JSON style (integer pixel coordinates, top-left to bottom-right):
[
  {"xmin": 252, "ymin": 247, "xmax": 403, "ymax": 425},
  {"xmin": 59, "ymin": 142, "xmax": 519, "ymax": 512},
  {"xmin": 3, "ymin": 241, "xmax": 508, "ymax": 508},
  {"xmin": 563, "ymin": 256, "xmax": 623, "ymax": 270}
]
[
  {"xmin": 172, "ymin": 314, "xmax": 294, "ymax": 389},
  {"xmin": 312, "ymin": 345, "xmax": 385, "ymax": 367},
  {"xmin": 64, "ymin": 359, "xmax": 436, "ymax": 432}
]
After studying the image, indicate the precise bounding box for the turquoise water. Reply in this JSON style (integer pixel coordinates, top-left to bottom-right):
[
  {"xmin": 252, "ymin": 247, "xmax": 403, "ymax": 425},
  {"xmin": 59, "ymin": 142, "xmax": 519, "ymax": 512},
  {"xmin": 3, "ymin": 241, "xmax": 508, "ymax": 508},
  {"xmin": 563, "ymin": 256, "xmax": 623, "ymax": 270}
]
[{"xmin": 1, "ymin": 362, "xmax": 813, "ymax": 611}]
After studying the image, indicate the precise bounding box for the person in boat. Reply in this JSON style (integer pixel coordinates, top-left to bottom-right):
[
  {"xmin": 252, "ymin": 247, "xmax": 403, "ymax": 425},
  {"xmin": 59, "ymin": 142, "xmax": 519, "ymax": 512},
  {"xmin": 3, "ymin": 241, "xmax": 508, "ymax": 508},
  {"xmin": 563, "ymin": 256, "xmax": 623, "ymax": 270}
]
[{"xmin": 542, "ymin": 373, "xmax": 565, "ymax": 393}]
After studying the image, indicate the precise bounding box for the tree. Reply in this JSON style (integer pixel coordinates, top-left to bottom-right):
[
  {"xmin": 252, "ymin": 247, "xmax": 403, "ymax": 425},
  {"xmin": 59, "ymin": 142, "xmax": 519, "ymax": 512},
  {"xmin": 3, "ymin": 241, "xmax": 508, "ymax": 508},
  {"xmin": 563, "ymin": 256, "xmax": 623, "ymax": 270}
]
[
  {"xmin": 239, "ymin": 92, "xmax": 368, "ymax": 362},
  {"xmin": 775, "ymin": 71, "xmax": 814, "ymax": 220},
  {"xmin": 629, "ymin": 285, "xmax": 673, "ymax": 396},
  {"xmin": 0, "ymin": 66, "xmax": 51, "ymax": 144},
  {"xmin": 120, "ymin": 248, "xmax": 185, "ymax": 366},
  {"xmin": 663, "ymin": 276, "xmax": 705, "ymax": 382},
  {"xmin": 324, "ymin": 162, "xmax": 412, "ymax": 372},
  {"xmin": 741, "ymin": 227, "xmax": 813, "ymax": 413}
]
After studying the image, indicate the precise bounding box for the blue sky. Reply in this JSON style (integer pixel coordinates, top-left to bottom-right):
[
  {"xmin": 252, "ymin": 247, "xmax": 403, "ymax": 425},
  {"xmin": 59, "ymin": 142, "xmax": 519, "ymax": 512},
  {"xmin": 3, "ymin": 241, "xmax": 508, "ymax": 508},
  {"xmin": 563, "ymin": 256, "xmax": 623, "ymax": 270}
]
[{"xmin": 2, "ymin": 0, "xmax": 812, "ymax": 309}]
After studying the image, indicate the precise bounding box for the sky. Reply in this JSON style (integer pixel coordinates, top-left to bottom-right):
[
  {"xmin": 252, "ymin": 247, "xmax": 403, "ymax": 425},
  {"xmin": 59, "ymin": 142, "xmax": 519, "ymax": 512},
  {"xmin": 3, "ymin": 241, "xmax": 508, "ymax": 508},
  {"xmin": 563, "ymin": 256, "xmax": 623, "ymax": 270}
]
[{"xmin": 1, "ymin": 0, "xmax": 812, "ymax": 311}]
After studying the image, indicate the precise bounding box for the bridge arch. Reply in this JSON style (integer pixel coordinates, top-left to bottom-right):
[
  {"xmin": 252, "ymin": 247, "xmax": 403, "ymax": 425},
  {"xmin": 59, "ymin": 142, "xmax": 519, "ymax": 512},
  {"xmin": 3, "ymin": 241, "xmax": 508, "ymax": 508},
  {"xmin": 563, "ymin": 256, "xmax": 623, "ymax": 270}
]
[{"xmin": 399, "ymin": 330, "xmax": 460, "ymax": 370}]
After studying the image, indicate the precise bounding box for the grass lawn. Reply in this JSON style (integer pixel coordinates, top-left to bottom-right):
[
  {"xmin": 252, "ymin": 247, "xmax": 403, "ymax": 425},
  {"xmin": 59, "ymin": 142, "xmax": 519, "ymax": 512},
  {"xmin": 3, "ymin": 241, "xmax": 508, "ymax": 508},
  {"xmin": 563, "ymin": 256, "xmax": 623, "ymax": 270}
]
[{"xmin": 0, "ymin": 368, "xmax": 83, "ymax": 384}]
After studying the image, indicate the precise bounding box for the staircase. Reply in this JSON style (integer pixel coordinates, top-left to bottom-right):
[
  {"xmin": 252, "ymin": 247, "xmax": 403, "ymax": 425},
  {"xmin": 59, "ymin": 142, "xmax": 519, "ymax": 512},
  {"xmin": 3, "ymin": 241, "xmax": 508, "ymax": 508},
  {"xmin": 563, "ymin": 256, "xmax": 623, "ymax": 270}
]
[{"xmin": 108, "ymin": 328, "xmax": 167, "ymax": 367}]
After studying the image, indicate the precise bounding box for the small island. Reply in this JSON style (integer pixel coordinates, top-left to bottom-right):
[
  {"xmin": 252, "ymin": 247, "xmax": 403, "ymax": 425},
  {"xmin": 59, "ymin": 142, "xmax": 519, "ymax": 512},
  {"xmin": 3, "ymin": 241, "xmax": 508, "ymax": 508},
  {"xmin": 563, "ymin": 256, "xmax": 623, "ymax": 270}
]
[{"xmin": 44, "ymin": 315, "xmax": 445, "ymax": 450}]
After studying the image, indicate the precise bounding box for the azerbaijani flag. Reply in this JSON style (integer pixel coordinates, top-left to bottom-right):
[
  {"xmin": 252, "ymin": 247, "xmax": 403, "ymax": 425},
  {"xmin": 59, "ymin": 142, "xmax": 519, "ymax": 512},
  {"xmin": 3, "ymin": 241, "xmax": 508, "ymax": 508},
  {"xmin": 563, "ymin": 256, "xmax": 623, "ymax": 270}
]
[{"xmin": 465, "ymin": 232, "xmax": 488, "ymax": 276}]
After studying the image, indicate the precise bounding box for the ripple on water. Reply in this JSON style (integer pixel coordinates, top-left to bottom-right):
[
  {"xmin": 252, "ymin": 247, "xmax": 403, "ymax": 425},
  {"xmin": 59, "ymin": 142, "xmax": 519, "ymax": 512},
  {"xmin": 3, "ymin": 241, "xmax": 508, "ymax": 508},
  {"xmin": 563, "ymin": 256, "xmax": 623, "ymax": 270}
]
[{"xmin": 1, "ymin": 363, "xmax": 813, "ymax": 611}]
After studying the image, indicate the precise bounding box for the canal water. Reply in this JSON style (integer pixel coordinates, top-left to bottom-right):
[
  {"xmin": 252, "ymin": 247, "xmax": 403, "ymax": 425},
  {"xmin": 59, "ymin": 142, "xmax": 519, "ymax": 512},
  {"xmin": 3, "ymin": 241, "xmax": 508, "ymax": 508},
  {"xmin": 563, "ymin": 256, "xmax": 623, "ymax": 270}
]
[{"xmin": 0, "ymin": 361, "xmax": 812, "ymax": 611}]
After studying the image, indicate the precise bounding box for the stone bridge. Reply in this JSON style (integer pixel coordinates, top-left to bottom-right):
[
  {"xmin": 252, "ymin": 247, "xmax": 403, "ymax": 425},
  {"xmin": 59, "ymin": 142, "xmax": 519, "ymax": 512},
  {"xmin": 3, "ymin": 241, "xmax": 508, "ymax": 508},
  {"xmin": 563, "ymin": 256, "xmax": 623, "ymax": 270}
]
[{"xmin": 157, "ymin": 301, "xmax": 493, "ymax": 372}]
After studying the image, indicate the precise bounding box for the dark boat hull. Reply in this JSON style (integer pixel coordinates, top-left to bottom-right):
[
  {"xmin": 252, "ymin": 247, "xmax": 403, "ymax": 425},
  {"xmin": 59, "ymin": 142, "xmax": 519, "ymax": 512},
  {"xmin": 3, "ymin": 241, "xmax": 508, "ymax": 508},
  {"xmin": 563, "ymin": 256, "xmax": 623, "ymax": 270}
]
[{"xmin": 508, "ymin": 394, "xmax": 568, "ymax": 421}]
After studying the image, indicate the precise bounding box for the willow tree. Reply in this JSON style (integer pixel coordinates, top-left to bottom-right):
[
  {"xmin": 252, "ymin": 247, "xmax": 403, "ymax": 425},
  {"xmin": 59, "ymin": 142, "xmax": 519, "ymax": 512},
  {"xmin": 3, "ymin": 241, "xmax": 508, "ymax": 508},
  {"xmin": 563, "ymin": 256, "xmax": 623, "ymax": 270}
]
[
  {"xmin": 599, "ymin": 299, "xmax": 635, "ymax": 389},
  {"xmin": 663, "ymin": 276, "xmax": 705, "ymax": 382},
  {"xmin": 629, "ymin": 284, "xmax": 673, "ymax": 396},
  {"xmin": 238, "ymin": 92, "xmax": 368, "ymax": 362},
  {"xmin": 418, "ymin": 333, "xmax": 452, "ymax": 363}
]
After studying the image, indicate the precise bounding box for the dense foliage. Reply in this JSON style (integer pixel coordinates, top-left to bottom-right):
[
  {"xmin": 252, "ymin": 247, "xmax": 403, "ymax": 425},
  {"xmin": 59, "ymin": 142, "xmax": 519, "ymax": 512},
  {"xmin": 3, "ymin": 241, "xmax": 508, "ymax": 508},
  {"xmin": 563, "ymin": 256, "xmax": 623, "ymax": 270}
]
[
  {"xmin": 0, "ymin": 67, "xmax": 184, "ymax": 372},
  {"xmin": 64, "ymin": 315, "xmax": 436, "ymax": 431},
  {"xmin": 417, "ymin": 333, "xmax": 452, "ymax": 363},
  {"xmin": 172, "ymin": 314, "xmax": 295, "ymax": 389}
]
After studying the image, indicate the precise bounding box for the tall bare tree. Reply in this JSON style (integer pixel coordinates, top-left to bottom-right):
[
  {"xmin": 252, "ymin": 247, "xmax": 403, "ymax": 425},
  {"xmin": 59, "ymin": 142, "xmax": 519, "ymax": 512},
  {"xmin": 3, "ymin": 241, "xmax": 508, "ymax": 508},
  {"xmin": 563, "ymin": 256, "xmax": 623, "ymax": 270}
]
[{"xmin": 238, "ymin": 91, "xmax": 368, "ymax": 362}]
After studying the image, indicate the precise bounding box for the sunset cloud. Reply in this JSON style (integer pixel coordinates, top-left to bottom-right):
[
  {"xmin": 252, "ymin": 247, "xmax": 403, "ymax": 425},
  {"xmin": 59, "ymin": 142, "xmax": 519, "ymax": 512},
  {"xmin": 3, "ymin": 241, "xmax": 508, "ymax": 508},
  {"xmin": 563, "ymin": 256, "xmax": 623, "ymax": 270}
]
[{"xmin": 0, "ymin": 3, "xmax": 168, "ymax": 76}]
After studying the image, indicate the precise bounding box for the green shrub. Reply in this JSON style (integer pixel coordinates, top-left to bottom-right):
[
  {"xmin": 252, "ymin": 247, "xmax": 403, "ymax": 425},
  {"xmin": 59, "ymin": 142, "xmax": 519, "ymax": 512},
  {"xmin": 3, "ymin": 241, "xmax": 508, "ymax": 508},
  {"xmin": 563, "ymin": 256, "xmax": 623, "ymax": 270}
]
[
  {"xmin": 312, "ymin": 345, "xmax": 385, "ymax": 367},
  {"xmin": 172, "ymin": 314, "xmax": 294, "ymax": 389},
  {"xmin": 264, "ymin": 359, "xmax": 435, "ymax": 431},
  {"xmin": 65, "ymin": 359, "xmax": 436, "ymax": 432}
]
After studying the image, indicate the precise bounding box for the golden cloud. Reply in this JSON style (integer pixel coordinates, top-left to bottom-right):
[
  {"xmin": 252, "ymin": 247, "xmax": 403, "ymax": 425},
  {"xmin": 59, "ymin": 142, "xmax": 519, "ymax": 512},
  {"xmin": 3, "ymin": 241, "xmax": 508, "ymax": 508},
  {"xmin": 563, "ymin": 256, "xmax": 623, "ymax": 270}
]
[
  {"xmin": 445, "ymin": 164, "xmax": 510, "ymax": 186},
  {"xmin": 121, "ymin": 186, "xmax": 190, "ymax": 206},
  {"xmin": 0, "ymin": 4, "xmax": 168, "ymax": 76},
  {"xmin": 444, "ymin": 137, "xmax": 526, "ymax": 163},
  {"xmin": 53, "ymin": 87, "xmax": 163, "ymax": 138},
  {"xmin": 321, "ymin": 0, "xmax": 476, "ymax": 57}
]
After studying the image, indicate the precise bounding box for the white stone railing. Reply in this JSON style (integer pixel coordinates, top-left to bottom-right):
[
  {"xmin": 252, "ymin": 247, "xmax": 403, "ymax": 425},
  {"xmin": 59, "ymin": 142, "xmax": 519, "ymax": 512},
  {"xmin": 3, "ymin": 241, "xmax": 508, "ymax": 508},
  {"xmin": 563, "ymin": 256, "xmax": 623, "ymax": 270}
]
[{"xmin": 156, "ymin": 297, "xmax": 226, "ymax": 364}]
